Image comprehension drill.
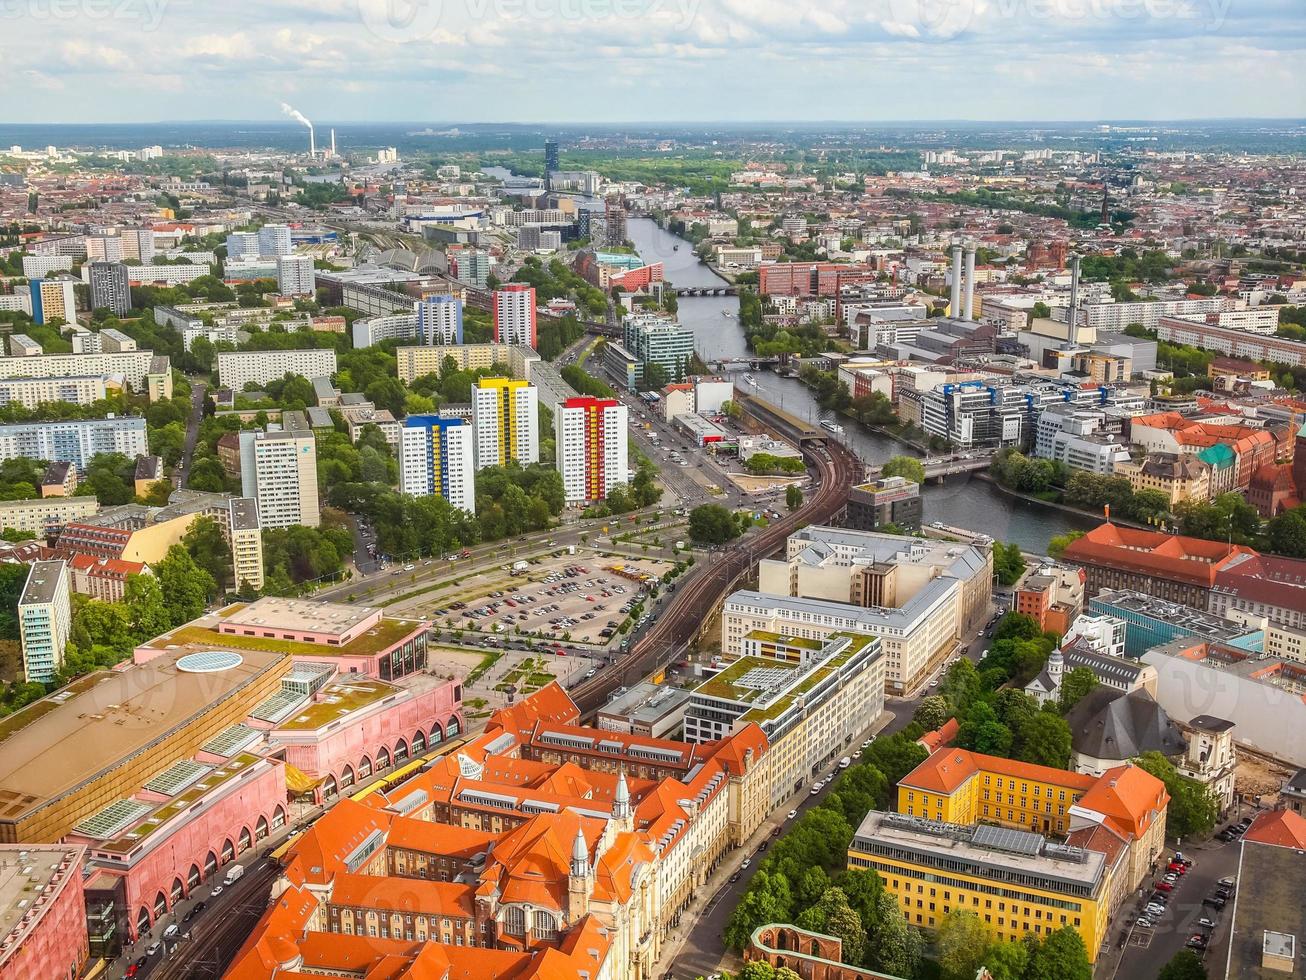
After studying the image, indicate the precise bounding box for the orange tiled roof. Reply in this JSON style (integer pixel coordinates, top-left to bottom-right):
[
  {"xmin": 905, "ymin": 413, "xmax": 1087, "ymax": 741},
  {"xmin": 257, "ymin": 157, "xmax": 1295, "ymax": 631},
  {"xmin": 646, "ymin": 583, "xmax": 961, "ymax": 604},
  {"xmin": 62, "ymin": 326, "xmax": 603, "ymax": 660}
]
[
  {"xmin": 1242, "ymin": 808, "xmax": 1306, "ymax": 849},
  {"xmin": 1062, "ymin": 522, "xmax": 1253, "ymax": 588},
  {"xmin": 918, "ymin": 718, "xmax": 960, "ymax": 755},
  {"xmin": 1074, "ymin": 763, "xmax": 1169, "ymax": 840},
  {"xmin": 330, "ymin": 872, "xmax": 475, "ymax": 919},
  {"xmin": 900, "ymin": 748, "xmax": 1096, "ymax": 796}
]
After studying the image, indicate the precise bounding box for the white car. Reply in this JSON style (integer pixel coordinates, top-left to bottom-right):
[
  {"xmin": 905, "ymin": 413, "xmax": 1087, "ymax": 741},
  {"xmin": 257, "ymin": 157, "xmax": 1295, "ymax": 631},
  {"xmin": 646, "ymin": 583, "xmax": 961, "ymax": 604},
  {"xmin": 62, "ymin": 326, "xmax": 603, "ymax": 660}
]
[{"xmin": 787, "ymin": 809, "xmax": 798, "ymax": 820}]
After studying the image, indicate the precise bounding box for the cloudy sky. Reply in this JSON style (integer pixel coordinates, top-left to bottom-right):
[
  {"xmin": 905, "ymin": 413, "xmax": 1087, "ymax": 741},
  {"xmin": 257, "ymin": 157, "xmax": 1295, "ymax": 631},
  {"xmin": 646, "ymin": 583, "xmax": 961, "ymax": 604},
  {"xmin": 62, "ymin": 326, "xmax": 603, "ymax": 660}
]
[{"xmin": 6, "ymin": 0, "xmax": 1304, "ymax": 123}]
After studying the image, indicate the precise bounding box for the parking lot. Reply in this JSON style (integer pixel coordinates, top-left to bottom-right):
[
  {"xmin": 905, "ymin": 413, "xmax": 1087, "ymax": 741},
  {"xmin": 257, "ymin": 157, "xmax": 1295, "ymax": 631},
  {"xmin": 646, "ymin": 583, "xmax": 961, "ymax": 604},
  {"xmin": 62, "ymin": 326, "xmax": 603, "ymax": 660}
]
[{"xmin": 404, "ymin": 554, "xmax": 675, "ymax": 647}]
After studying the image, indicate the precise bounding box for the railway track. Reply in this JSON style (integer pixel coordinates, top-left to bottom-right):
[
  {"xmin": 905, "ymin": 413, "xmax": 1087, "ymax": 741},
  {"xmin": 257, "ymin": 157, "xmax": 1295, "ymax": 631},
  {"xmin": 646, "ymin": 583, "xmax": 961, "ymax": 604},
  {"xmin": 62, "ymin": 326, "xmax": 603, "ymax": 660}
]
[{"xmin": 572, "ymin": 439, "xmax": 860, "ymax": 716}]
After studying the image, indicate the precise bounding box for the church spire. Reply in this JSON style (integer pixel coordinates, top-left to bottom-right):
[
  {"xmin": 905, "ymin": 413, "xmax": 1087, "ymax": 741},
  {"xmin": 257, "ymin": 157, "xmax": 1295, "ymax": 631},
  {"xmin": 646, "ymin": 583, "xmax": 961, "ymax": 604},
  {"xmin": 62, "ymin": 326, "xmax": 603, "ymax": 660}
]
[
  {"xmin": 613, "ymin": 770, "xmax": 631, "ymax": 821},
  {"xmin": 571, "ymin": 827, "xmax": 589, "ymax": 877}
]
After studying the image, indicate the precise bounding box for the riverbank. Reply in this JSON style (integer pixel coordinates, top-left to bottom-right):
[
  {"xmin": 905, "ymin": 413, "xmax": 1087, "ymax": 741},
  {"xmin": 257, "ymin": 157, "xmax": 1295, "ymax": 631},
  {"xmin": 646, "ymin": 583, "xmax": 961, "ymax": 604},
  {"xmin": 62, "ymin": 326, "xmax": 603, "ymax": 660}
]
[{"xmin": 973, "ymin": 471, "xmax": 1148, "ymax": 532}]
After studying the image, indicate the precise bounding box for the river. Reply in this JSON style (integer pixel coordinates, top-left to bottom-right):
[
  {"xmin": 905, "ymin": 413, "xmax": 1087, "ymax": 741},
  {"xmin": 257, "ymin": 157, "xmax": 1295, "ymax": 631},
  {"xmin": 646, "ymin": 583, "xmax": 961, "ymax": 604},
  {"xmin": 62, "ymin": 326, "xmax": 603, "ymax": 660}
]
[{"xmin": 623, "ymin": 217, "xmax": 1094, "ymax": 554}]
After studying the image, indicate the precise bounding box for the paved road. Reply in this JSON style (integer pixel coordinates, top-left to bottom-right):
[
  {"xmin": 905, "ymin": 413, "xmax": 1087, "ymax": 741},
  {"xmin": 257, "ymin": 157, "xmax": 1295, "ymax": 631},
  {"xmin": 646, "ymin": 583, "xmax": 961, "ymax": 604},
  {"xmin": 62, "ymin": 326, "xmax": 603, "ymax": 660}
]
[{"xmin": 174, "ymin": 379, "xmax": 207, "ymax": 490}]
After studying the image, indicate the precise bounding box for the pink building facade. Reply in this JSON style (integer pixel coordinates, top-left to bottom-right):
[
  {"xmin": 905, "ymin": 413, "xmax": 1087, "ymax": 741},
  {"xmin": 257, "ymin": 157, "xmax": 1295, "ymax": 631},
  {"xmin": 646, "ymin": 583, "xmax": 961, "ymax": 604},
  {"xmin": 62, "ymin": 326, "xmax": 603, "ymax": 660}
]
[
  {"xmin": 75, "ymin": 756, "xmax": 288, "ymax": 942},
  {"xmin": 0, "ymin": 847, "xmax": 88, "ymax": 980},
  {"xmin": 273, "ymin": 679, "xmax": 463, "ymax": 804}
]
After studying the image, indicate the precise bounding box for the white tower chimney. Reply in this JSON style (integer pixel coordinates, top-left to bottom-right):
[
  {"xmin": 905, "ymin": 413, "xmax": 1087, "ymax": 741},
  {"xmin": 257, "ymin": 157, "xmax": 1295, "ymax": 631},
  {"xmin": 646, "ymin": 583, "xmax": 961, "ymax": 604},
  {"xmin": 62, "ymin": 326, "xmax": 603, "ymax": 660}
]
[
  {"xmin": 330, "ymin": 129, "xmax": 336, "ymax": 157},
  {"xmin": 309, "ymin": 126, "xmax": 316, "ymax": 159},
  {"xmin": 950, "ymin": 244, "xmax": 963, "ymax": 318},
  {"xmin": 963, "ymin": 245, "xmax": 976, "ymax": 321}
]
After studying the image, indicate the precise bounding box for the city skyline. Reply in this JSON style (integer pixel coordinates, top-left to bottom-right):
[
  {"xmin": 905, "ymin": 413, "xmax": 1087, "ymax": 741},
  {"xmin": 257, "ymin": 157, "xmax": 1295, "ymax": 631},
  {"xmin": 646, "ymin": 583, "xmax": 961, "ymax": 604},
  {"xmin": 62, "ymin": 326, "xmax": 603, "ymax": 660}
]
[{"xmin": 3, "ymin": 0, "xmax": 1303, "ymax": 123}]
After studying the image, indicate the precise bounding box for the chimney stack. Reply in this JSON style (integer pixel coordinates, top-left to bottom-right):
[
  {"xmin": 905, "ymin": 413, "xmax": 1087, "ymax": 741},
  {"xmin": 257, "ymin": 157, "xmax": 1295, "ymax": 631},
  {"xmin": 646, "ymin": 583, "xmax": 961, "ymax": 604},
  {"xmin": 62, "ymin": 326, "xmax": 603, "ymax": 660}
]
[
  {"xmin": 309, "ymin": 126, "xmax": 316, "ymax": 160},
  {"xmin": 1068, "ymin": 254, "xmax": 1081, "ymax": 345},
  {"xmin": 963, "ymin": 245, "xmax": 976, "ymax": 321},
  {"xmin": 950, "ymin": 244, "xmax": 963, "ymax": 318}
]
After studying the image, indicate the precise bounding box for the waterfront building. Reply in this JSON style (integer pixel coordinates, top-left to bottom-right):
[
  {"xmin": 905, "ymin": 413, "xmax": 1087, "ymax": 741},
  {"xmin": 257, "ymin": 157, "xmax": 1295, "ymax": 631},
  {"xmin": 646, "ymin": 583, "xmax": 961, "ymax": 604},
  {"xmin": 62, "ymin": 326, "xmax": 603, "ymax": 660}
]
[
  {"xmin": 845, "ymin": 477, "xmax": 923, "ymax": 532},
  {"xmin": 622, "ymin": 313, "xmax": 695, "ymax": 388},
  {"xmin": 1087, "ymin": 588, "xmax": 1265, "ymax": 658}
]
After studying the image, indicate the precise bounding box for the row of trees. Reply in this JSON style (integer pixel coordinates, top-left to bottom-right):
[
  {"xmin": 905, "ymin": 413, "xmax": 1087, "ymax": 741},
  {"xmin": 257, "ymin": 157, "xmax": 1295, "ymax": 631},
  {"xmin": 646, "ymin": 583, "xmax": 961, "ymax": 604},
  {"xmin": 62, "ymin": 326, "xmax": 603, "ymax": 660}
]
[{"xmin": 744, "ymin": 453, "xmax": 805, "ymax": 475}]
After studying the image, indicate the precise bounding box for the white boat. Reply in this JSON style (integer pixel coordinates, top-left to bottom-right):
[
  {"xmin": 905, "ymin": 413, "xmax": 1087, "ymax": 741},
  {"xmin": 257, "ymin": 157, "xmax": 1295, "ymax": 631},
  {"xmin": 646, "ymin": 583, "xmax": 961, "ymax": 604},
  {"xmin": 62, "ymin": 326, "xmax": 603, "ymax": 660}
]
[
  {"xmin": 743, "ymin": 374, "xmax": 759, "ymax": 387},
  {"xmin": 820, "ymin": 420, "xmax": 844, "ymax": 434}
]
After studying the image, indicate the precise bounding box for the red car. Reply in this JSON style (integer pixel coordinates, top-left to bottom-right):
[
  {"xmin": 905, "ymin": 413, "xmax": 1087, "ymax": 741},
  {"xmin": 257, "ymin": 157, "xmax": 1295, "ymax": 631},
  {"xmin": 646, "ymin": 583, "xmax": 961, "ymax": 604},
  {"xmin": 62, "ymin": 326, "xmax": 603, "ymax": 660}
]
[
  {"xmin": 1154, "ymin": 881, "xmax": 1174, "ymax": 892},
  {"xmin": 1168, "ymin": 863, "xmax": 1187, "ymax": 875}
]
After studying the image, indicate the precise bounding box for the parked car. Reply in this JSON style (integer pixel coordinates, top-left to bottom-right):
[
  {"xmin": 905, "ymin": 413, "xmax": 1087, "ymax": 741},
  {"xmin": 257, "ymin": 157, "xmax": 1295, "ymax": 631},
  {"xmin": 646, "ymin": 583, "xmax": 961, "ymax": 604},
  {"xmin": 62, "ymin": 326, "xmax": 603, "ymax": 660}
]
[
  {"xmin": 1198, "ymin": 917, "xmax": 1217, "ymax": 929},
  {"xmin": 1154, "ymin": 881, "xmax": 1174, "ymax": 892},
  {"xmin": 1203, "ymin": 896, "xmax": 1226, "ymax": 909},
  {"xmin": 787, "ymin": 810, "xmax": 798, "ymax": 820}
]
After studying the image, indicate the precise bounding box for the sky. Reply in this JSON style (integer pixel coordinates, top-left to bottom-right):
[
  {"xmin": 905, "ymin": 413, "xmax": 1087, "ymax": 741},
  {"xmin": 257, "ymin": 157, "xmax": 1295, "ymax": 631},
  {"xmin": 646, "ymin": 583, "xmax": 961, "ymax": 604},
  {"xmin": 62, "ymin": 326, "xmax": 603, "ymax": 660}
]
[{"xmin": 6, "ymin": 0, "xmax": 1305, "ymax": 123}]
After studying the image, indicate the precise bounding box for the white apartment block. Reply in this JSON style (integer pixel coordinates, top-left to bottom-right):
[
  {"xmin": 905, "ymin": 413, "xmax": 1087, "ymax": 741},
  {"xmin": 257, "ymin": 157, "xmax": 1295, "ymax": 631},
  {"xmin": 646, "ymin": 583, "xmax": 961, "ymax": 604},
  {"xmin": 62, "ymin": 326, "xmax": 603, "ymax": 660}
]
[
  {"xmin": 0, "ymin": 350, "xmax": 163, "ymax": 391},
  {"xmin": 352, "ymin": 312, "xmax": 419, "ymax": 349},
  {"xmin": 1079, "ymin": 298, "xmax": 1226, "ymax": 332},
  {"xmin": 85, "ymin": 235, "xmax": 126, "ymax": 263},
  {"xmin": 8, "ymin": 335, "xmax": 41, "ymax": 357},
  {"xmin": 239, "ymin": 428, "xmax": 320, "ymax": 528},
  {"xmin": 398, "ymin": 416, "xmax": 476, "ymax": 513},
  {"xmin": 492, "ymin": 286, "xmax": 536, "ymax": 347},
  {"xmin": 396, "ymin": 344, "xmax": 539, "ymax": 385},
  {"xmin": 472, "ymin": 380, "xmax": 539, "ymax": 470},
  {"xmin": 228, "ymin": 497, "xmax": 265, "ymax": 591},
  {"xmin": 20, "ymin": 254, "xmax": 73, "ymax": 278},
  {"xmin": 258, "ymin": 224, "xmax": 293, "ymax": 257},
  {"xmin": 555, "ymin": 397, "xmax": 629, "ymax": 505},
  {"xmin": 0, "ymin": 416, "xmax": 147, "ymax": 471},
  {"xmin": 225, "ymin": 231, "xmax": 261, "ymax": 259},
  {"xmin": 1033, "ymin": 407, "xmax": 1131, "ymax": 475},
  {"xmin": 19, "ymin": 560, "xmax": 71, "ymax": 683},
  {"xmin": 276, "ymin": 255, "xmax": 316, "ymax": 297},
  {"xmin": 0, "ymin": 375, "xmax": 108, "ymax": 410},
  {"xmin": 217, "ymin": 348, "xmax": 337, "ymax": 390},
  {"xmin": 124, "ymin": 264, "xmax": 214, "ymax": 286},
  {"xmin": 0, "ymin": 496, "xmax": 98, "ymax": 537},
  {"xmin": 416, "ymin": 296, "xmax": 463, "ymax": 345}
]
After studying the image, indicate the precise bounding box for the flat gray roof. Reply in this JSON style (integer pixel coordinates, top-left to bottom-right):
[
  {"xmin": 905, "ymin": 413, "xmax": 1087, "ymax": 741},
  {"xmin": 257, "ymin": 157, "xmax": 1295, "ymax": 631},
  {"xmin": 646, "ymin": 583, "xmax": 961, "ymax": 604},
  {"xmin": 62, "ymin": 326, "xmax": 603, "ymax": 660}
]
[{"xmin": 19, "ymin": 561, "xmax": 66, "ymax": 607}]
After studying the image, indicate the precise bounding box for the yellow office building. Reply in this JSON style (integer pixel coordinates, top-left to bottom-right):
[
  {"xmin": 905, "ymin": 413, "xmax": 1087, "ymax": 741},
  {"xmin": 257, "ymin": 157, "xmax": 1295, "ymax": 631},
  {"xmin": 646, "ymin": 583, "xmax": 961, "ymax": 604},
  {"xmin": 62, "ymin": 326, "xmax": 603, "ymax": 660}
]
[
  {"xmin": 897, "ymin": 749, "xmax": 1098, "ymax": 836},
  {"xmin": 849, "ymin": 811, "xmax": 1110, "ymax": 960}
]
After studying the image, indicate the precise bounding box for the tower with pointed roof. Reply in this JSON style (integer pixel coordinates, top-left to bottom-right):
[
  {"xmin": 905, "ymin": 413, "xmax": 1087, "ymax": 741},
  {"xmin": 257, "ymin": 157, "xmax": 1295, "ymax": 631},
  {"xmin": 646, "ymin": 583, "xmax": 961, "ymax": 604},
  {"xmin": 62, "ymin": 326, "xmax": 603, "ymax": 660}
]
[
  {"xmin": 568, "ymin": 827, "xmax": 592, "ymax": 921},
  {"xmin": 611, "ymin": 770, "xmax": 633, "ymax": 831}
]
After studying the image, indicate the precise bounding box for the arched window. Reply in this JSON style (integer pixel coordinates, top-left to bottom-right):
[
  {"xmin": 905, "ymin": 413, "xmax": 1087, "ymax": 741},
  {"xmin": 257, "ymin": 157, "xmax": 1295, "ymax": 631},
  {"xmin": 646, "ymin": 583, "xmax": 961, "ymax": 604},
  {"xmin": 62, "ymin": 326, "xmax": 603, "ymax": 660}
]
[
  {"xmin": 503, "ymin": 906, "xmax": 526, "ymax": 936},
  {"xmin": 136, "ymin": 907, "xmax": 151, "ymax": 937},
  {"xmin": 395, "ymin": 739, "xmax": 409, "ymax": 763},
  {"xmin": 221, "ymin": 839, "xmax": 235, "ymax": 863},
  {"xmin": 412, "ymin": 730, "xmax": 426, "ymax": 753},
  {"xmin": 239, "ymin": 826, "xmax": 252, "ymax": 851},
  {"xmin": 204, "ymin": 851, "xmax": 218, "ymax": 877},
  {"xmin": 271, "ymin": 806, "xmax": 286, "ymax": 830},
  {"xmin": 187, "ymin": 865, "xmax": 201, "ymax": 890},
  {"xmin": 255, "ymin": 815, "xmax": 269, "ymax": 840},
  {"xmin": 377, "ymin": 746, "xmax": 391, "ymax": 769},
  {"xmin": 170, "ymin": 878, "xmax": 184, "ymax": 904},
  {"xmin": 358, "ymin": 756, "xmax": 372, "ymax": 779},
  {"xmin": 153, "ymin": 891, "xmax": 168, "ymax": 918},
  {"xmin": 323, "ymin": 774, "xmax": 338, "ymax": 798},
  {"xmin": 535, "ymin": 911, "xmax": 558, "ymax": 939},
  {"xmin": 340, "ymin": 765, "xmax": 356, "ymax": 789},
  {"xmin": 447, "ymin": 717, "xmax": 461, "ymax": 738},
  {"xmin": 430, "ymin": 722, "xmax": 444, "ymax": 745}
]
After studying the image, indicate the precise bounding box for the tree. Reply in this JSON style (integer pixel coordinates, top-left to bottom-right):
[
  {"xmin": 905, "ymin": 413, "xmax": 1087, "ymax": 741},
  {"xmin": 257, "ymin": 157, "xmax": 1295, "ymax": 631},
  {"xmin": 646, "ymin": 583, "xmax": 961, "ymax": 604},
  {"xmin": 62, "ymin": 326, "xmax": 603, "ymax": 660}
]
[
  {"xmin": 865, "ymin": 891, "xmax": 922, "ymax": 976},
  {"xmin": 124, "ymin": 574, "xmax": 169, "ymax": 639},
  {"xmin": 1047, "ymin": 531, "xmax": 1086, "ymax": 559},
  {"xmin": 940, "ymin": 658, "xmax": 983, "ymax": 715},
  {"xmin": 183, "ymin": 517, "xmax": 232, "ymax": 591},
  {"xmin": 785, "ymin": 484, "xmax": 803, "ymax": 512},
  {"xmin": 1134, "ymin": 751, "xmax": 1220, "ymax": 839},
  {"xmin": 688, "ymin": 504, "xmax": 742, "ymax": 546},
  {"xmin": 155, "ymin": 545, "xmax": 217, "ymax": 626},
  {"xmin": 937, "ymin": 910, "xmax": 991, "ymax": 980},
  {"xmin": 796, "ymin": 888, "xmax": 864, "ymax": 964},
  {"xmin": 913, "ymin": 694, "xmax": 951, "ymax": 731},
  {"xmin": 983, "ymin": 939, "xmax": 1029, "ymax": 980},
  {"xmin": 724, "ymin": 870, "xmax": 792, "ymax": 951},
  {"xmin": 1015, "ymin": 711, "xmax": 1073, "ymax": 769},
  {"xmin": 1025, "ymin": 926, "xmax": 1092, "ymax": 980},
  {"xmin": 992, "ymin": 541, "xmax": 1027, "ymax": 587},
  {"xmin": 881, "ymin": 455, "xmax": 925, "ymax": 484},
  {"xmin": 863, "ymin": 734, "xmax": 928, "ymax": 795},
  {"xmin": 1157, "ymin": 949, "xmax": 1209, "ymax": 980},
  {"xmin": 83, "ymin": 453, "xmax": 135, "ymax": 505},
  {"xmin": 1031, "ymin": 301, "xmax": 1051, "ymax": 320},
  {"xmin": 1267, "ymin": 506, "xmax": 1306, "ymax": 558},
  {"xmin": 1057, "ymin": 667, "xmax": 1097, "ymax": 713},
  {"xmin": 956, "ymin": 701, "xmax": 1014, "ymax": 757},
  {"xmin": 0, "ymin": 563, "xmax": 28, "ymax": 641}
]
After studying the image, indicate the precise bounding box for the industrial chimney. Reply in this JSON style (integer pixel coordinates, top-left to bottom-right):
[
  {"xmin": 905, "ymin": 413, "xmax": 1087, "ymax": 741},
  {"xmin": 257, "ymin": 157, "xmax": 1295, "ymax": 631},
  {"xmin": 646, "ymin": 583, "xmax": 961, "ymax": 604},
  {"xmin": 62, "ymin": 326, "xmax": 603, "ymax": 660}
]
[
  {"xmin": 309, "ymin": 126, "xmax": 316, "ymax": 160},
  {"xmin": 950, "ymin": 244, "xmax": 963, "ymax": 318},
  {"xmin": 1067, "ymin": 254, "xmax": 1081, "ymax": 346},
  {"xmin": 330, "ymin": 129, "xmax": 336, "ymax": 157},
  {"xmin": 963, "ymin": 244, "xmax": 976, "ymax": 321}
]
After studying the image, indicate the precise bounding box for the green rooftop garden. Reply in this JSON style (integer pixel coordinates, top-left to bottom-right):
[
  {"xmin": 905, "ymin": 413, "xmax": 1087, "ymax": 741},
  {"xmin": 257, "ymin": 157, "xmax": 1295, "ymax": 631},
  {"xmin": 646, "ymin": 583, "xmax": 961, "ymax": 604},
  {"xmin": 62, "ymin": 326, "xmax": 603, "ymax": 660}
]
[
  {"xmin": 150, "ymin": 615, "xmax": 423, "ymax": 660},
  {"xmin": 276, "ymin": 680, "xmax": 396, "ymax": 731}
]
